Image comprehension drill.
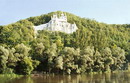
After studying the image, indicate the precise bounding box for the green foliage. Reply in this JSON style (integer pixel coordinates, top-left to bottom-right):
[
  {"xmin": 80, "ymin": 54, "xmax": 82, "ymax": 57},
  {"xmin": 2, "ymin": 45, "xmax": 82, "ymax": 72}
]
[
  {"xmin": 0, "ymin": 20, "xmax": 34, "ymax": 47},
  {"xmin": 55, "ymin": 56, "xmax": 63, "ymax": 70},
  {"xmin": 16, "ymin": 57, "xmax": 39, "ymax": 75},
  {"xmin": 0, "ymin": 44, "xmax": 39, "ymax": 75},
  {"xmin": 0, "ymin": 11, "xmax": 130, "ymax": 74},
  {"xmin": 0, "ymin": 46, "xmax": 9, "ymax": 73}
]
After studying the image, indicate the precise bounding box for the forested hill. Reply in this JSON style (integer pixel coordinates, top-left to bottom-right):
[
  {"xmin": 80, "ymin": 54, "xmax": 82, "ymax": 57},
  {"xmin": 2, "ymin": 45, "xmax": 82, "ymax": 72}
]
[{"xmin": 0, "ymin": 11, "xmax": 130, "ymax": 75}]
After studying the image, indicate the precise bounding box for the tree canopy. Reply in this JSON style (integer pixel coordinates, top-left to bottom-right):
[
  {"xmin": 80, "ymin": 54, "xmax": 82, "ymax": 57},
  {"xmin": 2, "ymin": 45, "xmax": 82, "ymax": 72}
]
[{"xmin": 0, "ymin": 11, "xmax": 130, "ymax": 74}]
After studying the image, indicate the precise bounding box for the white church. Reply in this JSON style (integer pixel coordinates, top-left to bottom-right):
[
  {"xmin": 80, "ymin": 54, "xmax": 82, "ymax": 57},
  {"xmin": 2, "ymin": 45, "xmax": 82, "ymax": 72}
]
[{"xmin": 34, "ymin": 13, "xmax": 78, "ymax": 34}]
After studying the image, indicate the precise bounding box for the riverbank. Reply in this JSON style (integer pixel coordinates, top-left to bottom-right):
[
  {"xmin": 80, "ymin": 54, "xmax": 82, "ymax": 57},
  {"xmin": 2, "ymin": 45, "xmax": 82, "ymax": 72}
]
[
  {"xmin": 1, "ymin": 70, "xmax": 130, "ymax": 83},
  {"xmin": 1, "ymin": 70, "xmax": 130, "ymax": 77},
  {"xmin": 30, "ymin": 70, "xmax": 130, "ymax": 77},
  {"xmin": 0, "ymin": 74, "xmax": 23, "ymax": 83},
  {"xmin": 3, "ymin": 72, "xmax": 130, "ymax": 83}
]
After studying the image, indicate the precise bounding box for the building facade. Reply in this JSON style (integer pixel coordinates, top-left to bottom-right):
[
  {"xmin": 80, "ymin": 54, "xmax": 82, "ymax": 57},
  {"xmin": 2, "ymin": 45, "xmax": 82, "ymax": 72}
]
[{"xmin": 34, "ymin": 13, "xmax": 78, "ymax": 34}]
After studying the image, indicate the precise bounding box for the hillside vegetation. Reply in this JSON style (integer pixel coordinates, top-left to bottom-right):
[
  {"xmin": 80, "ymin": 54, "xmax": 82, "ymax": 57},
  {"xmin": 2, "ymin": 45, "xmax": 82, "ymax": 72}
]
[{"xmin": 0, "ymin": 11, "xmax": 130, "ymax": 74}]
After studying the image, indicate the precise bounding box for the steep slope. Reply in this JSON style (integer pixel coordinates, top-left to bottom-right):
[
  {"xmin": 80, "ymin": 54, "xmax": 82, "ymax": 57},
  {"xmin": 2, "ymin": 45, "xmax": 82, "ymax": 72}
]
[
  {"xmin": 1, "ymin": 11, "xmax": 130, "ymax": 52},
  {"xmin": 0, "ymin": 11, "xmax": 130, "ymax": 74}
]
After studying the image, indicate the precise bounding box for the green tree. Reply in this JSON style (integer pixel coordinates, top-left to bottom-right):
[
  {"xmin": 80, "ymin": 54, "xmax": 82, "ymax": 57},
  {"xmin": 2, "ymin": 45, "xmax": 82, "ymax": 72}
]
[{"xmin": 0, "ymin": 46, "xmax": 9, "ymax": 73}]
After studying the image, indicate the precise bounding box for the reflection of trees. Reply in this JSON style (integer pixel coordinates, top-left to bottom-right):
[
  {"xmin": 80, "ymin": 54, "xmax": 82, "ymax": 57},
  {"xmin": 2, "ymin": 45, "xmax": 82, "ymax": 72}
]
[
  {"xmin": 5, "ymin": 72, "xmax": 130, "ymax": 83},
  {"xmin": 25, "ymin": 76, "xmax": 34, "ymax": 83},
  {"xmin": 0, "ymin": 75, "xmax": 23, "ymax": 83},
  {"xmin": 7, "ymin": 76, "xmax": 33, "ymax": 83}
]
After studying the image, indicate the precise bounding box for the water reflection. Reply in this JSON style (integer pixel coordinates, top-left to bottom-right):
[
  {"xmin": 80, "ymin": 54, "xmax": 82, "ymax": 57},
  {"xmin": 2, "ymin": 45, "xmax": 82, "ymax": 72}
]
[{"xmin": 6, "ymin": 72, "xmax": 130, "ymax": 83}]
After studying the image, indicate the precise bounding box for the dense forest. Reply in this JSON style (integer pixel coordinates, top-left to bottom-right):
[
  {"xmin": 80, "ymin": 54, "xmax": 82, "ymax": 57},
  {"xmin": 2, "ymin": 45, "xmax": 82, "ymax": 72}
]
[{"xmin": 0, "ymin": 11, "xmax": 130, "ymax": 75}]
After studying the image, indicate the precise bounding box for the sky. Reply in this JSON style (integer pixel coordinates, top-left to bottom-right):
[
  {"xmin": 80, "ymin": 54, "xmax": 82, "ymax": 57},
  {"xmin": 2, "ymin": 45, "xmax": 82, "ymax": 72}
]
[{"xmin": 0, "ymin": 0, "xmax": 130, "ymax": 25}]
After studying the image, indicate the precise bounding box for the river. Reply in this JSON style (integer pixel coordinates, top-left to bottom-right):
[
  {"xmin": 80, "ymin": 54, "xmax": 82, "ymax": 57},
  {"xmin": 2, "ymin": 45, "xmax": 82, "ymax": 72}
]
[{"xmin": 1, "ymin": 72, "xmax": 130, "ymax": 83}]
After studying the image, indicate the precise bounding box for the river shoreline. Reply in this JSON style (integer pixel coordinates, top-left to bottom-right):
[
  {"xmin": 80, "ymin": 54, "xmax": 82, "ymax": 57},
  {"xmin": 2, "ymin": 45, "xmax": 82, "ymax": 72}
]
[{"xmin": 0, "ymin": 70, "xmax": 130, "ymax": 77}]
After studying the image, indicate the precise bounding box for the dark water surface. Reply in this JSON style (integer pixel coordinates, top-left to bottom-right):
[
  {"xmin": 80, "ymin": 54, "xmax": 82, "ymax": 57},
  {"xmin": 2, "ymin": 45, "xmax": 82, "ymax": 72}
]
[{"xmin": 2, "ymin": 72, "xmax": 130, "ymax": 83}]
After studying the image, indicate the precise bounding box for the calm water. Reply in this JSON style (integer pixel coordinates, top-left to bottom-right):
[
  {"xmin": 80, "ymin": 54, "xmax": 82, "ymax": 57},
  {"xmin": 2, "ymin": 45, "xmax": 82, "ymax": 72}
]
[{"xmin": 1, "ymin": 72, "xmax": 130, "ymax": 83}]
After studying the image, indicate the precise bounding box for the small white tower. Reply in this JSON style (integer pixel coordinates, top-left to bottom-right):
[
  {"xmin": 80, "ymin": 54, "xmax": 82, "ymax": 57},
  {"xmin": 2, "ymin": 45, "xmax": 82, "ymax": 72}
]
[
  {"xmin": 52, "ymin": 14, "xmax": 58, "ymax": 20},
  {"xmin": 59, "ymin": 13, "xmax": 67, "ymax": 22}
]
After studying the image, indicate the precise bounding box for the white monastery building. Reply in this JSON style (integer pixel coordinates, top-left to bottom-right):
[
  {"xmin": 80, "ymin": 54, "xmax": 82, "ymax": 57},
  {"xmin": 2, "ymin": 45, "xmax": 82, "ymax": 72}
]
[{"xmin": 34, "ymin": 13, "xmax": 78, "ymax": 34}]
